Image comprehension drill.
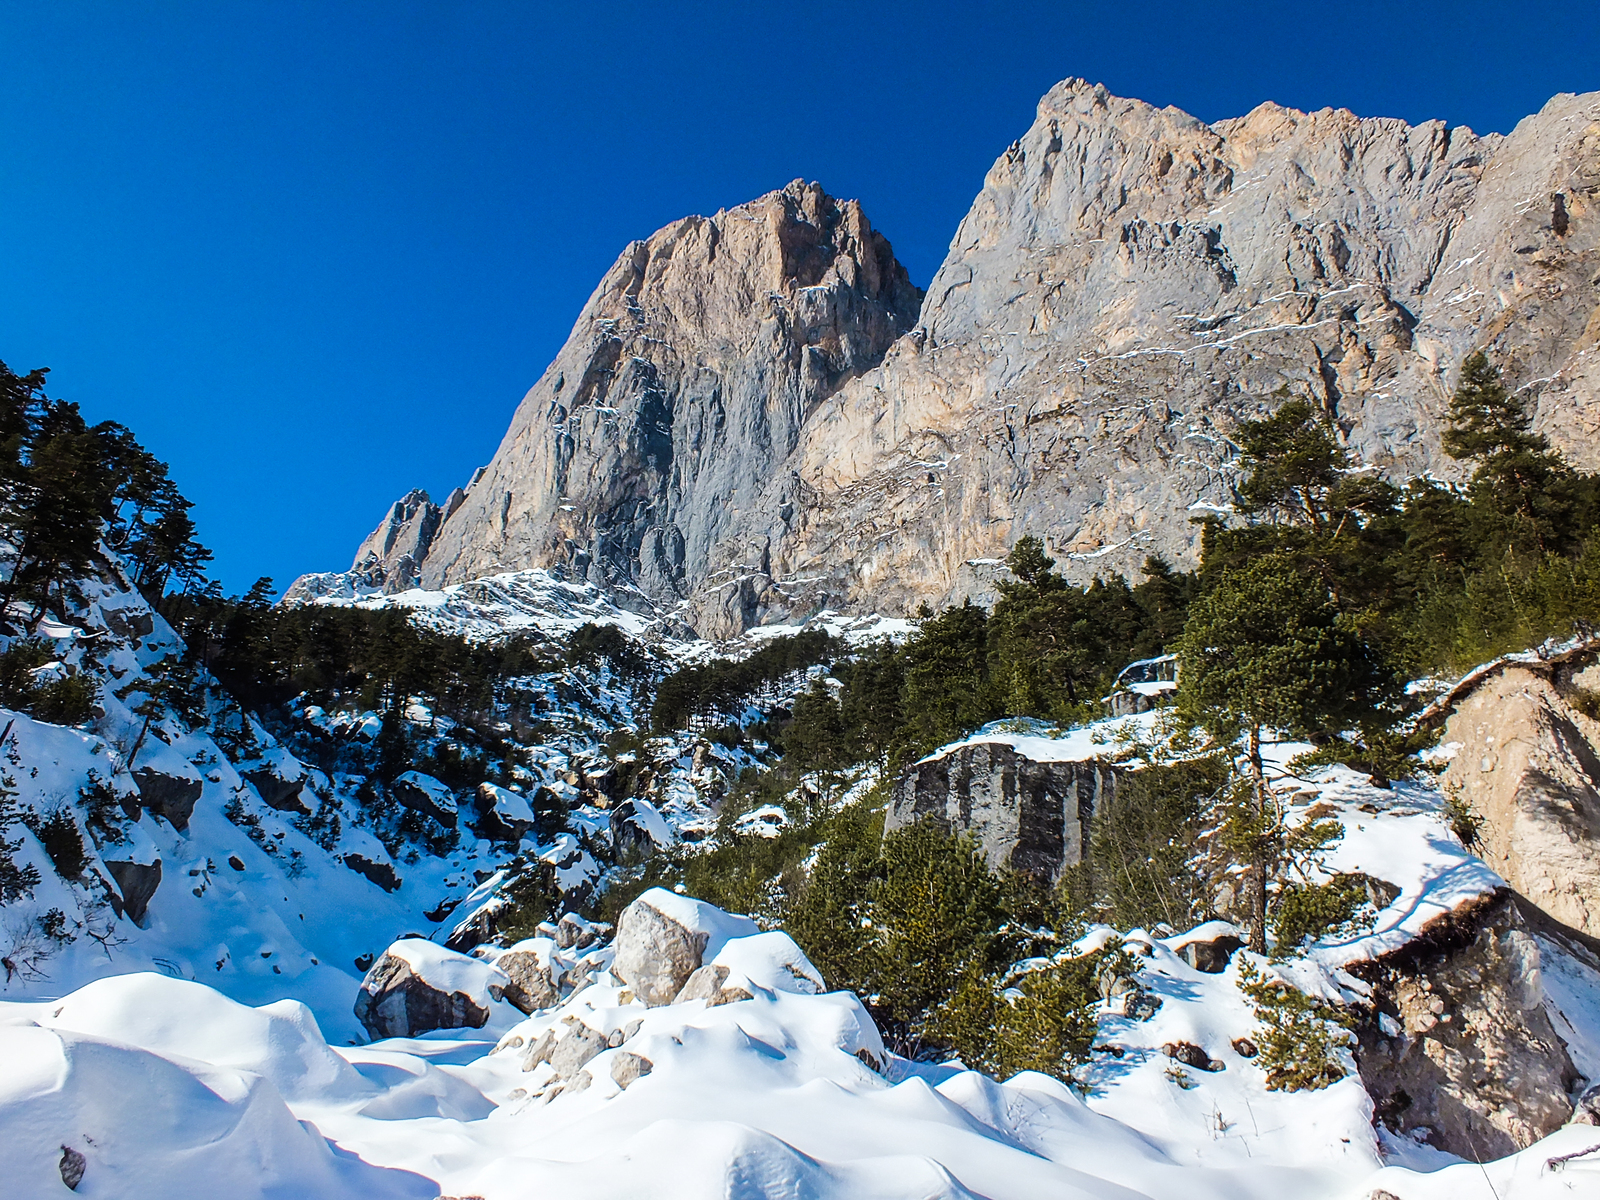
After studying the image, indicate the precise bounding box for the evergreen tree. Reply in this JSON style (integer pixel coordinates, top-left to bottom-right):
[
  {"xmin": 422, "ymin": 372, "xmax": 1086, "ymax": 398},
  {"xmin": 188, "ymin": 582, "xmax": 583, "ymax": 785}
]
[
  {"xmin": 1176, "ymin": 555, "xmax": 1387, "ymax": 951},
  {"xmin": 895, "ymin": 601, "xmax": 999, "ymax": 761},
  {"xmin": 1234, "ymin": 398, "xmax": 1348, "ymax": 530},
  {"xmin": 1441, "ymin": 351, "xmax": 1591, "ymax": 550}
]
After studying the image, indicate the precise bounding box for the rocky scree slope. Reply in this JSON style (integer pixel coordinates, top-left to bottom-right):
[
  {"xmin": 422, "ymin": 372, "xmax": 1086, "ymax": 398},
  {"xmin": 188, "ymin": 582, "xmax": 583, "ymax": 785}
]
[{"xmin": 314, "ymin": 80, "xmax": 1600, "ymax": 635}]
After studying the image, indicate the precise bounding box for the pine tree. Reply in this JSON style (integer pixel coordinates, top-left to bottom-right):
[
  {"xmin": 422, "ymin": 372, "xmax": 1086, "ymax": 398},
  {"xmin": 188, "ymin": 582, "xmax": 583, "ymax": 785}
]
[
  {"xmin": 1440, "ymin": 351, "xmax": 1588, "ymax": 549},
  {"xmin": 1176, "ymin": 555, "xmax": 1386, "ymax": 951},
  {"xmin": 1235, "ymin": 398, "xmax": 1348, "ymax": 530}
]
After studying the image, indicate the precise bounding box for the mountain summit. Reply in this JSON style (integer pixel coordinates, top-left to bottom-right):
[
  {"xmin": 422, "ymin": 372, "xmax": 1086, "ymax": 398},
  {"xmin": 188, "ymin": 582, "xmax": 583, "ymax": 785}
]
[{"xmin": 306, "ymin": 79, "xmax": 1600, "ymax": 635}]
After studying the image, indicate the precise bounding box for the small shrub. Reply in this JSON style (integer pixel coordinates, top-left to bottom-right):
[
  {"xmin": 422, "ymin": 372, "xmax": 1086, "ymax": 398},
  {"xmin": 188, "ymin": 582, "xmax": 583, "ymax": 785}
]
[
  {"xmin": 31, "ymin": 674, "xmax": 99, "ymax": 725},
  {"xmin": 78, "ymin": 775, "xmax": 129, "ymax": 847},
  {"xmin": 25, "ymin": 808, "xmax": 87, "ymax": 879},
  {"xmin": 1441, "ymin": 785, "xmax": 1483, "ymax": 848},
  {"xmin": 1271, "ymin": 875, "xmax": 1372, "ymax": 957},
  {"xmin": 1569, "ymin": 685, "xmax": 1600, "ymax": 722},
  {"xmin": 929, "ymin": 945, "xmax": 1118, "ymax": 1084},
  {"xmin": 1237, "ymin": 959, "xmax": 1353, "ymax": 1090},
  {"xmin": 491, "ymin": 859, "xmax": 560, "ymax": 943}
]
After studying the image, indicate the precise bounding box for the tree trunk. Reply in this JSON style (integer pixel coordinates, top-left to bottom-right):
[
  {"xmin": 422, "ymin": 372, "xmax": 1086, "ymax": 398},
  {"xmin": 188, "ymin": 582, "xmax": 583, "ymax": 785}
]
[{"xmin": 1248, "ymin": 723, "xmax": 1269, "ymax": 954}]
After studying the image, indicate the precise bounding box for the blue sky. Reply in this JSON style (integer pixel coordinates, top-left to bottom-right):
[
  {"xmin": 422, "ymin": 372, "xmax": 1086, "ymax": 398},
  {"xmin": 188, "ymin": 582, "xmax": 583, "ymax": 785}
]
[{"xmin": 1, "ymin": 1, "xmax": 1595, "ymax": 593}]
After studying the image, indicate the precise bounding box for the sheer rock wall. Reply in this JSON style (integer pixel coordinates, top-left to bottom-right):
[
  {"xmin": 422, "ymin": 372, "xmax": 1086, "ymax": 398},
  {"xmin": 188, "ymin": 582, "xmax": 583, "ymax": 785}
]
[{"xmin": 320, "ymin": 81, "xmax": 1600, "ymax": 635}]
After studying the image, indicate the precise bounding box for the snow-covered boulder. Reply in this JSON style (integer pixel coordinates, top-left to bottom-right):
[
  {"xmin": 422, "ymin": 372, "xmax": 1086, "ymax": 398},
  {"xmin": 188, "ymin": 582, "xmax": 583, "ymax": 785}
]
[
  {"xmin": 474, "ymin": 781, "xmax": 536, "ymax": 843},
  {"xmin": 1165, "ymin": 921, "xmax": 1244, "ymax": 974},
  {"xmin": 354, "ymin": 939, "xmax": 508, "ymax": 1040},
  {"xmin": 391, "ymin": 771, "xmax": 458, "ymax": 827},
  {"xmin": 611, "ymin": 888, "xmax": 758, "ymax": 1006},
  {"xmin": 610, "ymin": 796, "xmax": 675, "ymax": 854}
]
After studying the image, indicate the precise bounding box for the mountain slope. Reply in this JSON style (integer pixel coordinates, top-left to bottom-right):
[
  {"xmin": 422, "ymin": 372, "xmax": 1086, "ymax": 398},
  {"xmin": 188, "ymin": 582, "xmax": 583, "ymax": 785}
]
[
  {"xmin": 754, "ymin": 80, "xmax": 1600, "ymax": 620},
  {"xmin": 414, "ymin": 179, "xmax": 922, "ymax": 635},
  {"xmin": 319, "ymin": 79, "xmax": 1600, "ymax": 635}
]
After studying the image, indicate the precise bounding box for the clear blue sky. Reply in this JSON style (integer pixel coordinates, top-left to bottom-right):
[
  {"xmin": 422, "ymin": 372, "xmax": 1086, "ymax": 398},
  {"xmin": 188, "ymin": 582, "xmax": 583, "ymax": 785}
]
[{"xmin": 2, "ymin": 2, "xmax": 1595, "ymax": 593}]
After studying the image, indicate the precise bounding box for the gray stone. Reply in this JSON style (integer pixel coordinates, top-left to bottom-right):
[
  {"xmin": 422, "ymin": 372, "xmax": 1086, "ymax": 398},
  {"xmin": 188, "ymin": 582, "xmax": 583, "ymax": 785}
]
[
  {"xmin": 1163, "ymin": 1042, "xmax": 1224, "ymax": 1072},
  {"xmin": 493, "ymin": 950, "xmax": 559, "ymax": 1014},
  {"xmin": 547, "ymin": 1019, "xmax": 608, "ymax": 1078},
  {"xmin": 100, "ymin": 606, "xmax": 153, "ymax": 644},
  {"xmin": 889, "ymin": 739, "xmax": 1118, "ymax": 885},
  {"xmin": 610, "ymin": 1051, "xmax": 653, "ymax": 1089},
  {"xmin": 671, "ymin": 962, "xmax": 752, "ymax": 1007},
  {"xmin": 58, "ymin": 1145, "xmax": 85, "ymax": 1191},
  {"xmin": 132, "ymin": 766, "xmax": 202, "ymax": 831},
  {"xmin": 1574, "ymin": 1082, "xmax": 1600, "ymax": 1125},
  {"xmin": 612, "ymin": 895, "xmax": 709, "ymax": 1006},
  {"xmin": 1442, "ymin": 665, "xmax": 1600, "ymax": 937},
  {"xmin": 103, "ymin": 858, "xmax": 161, "ymax": 925},
  {"xmin": 353, "ymin": 951, "xmax": 492, "ymax": 1041}
]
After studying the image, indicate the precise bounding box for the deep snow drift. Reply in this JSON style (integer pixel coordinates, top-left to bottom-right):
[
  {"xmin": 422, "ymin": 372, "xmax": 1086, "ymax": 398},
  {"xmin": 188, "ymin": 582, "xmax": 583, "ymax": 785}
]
[{"xmin": 6, "ymin": 882, "xmax": 1600, "ymax": 1199}]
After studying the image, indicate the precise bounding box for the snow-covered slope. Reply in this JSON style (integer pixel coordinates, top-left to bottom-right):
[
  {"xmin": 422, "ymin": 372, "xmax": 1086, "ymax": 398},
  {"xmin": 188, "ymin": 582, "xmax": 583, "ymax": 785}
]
[{"xmin": 6, "ymin": 890, "xmax": 1599, "ymax": 1199}]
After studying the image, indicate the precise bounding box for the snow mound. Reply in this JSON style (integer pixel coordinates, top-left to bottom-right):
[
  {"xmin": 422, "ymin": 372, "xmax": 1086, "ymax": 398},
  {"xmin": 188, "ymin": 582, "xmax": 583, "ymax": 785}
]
[
  {"xmin": 2, "ymin": 895, "xmax": 1598, "ymax": 1199},
  {"xmin": 0, "ymin": 1019, "xmax": 432, "ymax": 1199}
]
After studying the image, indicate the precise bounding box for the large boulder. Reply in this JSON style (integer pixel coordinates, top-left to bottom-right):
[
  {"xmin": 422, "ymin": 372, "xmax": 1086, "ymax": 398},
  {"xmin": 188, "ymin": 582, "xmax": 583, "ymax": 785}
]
[
  {"xmin": 353, "ymin": 939, "xmax": 507, "ymax": 1040},
  {"xmin": 612, "ymin": 895, "xmax": 708, "ymax": 1006},
  {"xmin": 1165, "ymin": 922, "xmax": 1244, "ymax": 974},
  {"xmin": 1442, "ymin": 663, "xmax": 1600, "ymax": 937},
  {"xmin": 391, "ymin": 772, "xmax": 458, "ymax": 827},
  {"xmin": 473, "ymin": 782, "xmax": 536, "ymax": 844},
  {"xmin": 131, "ymin": 766, "xmax": 203, "ymax": 831},
  {"xmin": 610, "ymin": 889, "xmax": 761, "ymax": 1007}
]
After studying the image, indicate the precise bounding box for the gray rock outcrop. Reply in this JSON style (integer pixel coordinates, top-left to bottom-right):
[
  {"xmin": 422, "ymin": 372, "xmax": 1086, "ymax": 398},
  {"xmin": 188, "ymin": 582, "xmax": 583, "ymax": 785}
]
[
  {"xmin": 131, "ymin": 766, "xmax": 202, "ymax": 831},
  {"xmin": 325, "ymin": 81, "xmax": 1600, "ymax": 635},
  {"xmin": 353, "ymin": 488, "xmax": 460, "ymax": 595},
  {"xmin": 888, "ymin": 738, "xmax": 1119, "ymax": 884},
  {"xmin": 1350, "ymin": 888, "xmax": 1578, "ymax": 1160},
  {"xmin": 241, "ymin": 766, "xmax": 310, "ymax": 816},
  {"xmin": 415, "ymin": 179, "xmax": 922, "ymax": 637},
  {"xmin": 103, "ymin": 858, "xmax": 161, "ymax": 926},
  {"xmin": 1442, "ymin": 662, "xmax": 1600, "ymax": 937},
  {"xmin": 611, "ymin": 894, "xmax": 709, "ymax": 1005}
]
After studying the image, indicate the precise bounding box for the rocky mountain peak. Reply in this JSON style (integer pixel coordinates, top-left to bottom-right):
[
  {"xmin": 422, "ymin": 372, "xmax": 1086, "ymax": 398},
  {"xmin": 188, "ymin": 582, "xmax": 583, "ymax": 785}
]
[
  {"xmin": 305, "ymin": 79, "xmax": 1600, "ymax": 637},
  {"xmin": 401, "ymin": 179, "xmax": 920, "ymax": 622}
]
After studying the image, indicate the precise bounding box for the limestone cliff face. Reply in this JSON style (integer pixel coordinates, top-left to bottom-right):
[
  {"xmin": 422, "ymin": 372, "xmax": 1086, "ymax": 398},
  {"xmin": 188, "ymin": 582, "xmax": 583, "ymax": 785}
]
[
  {"xmin": 1443, "ymin": 660, "xmax": 1600, "ymax": 938},
  {"xmin": 324, "ymin": 81, "xmax": 1600, "ymax": 635},
  {"xmin": 756, "ymin": 80, "xmax": 1600, "ymax": 622},
  {"xmin": 415, "ymin": 180, "xmax": 922, "ymax": 629}
]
